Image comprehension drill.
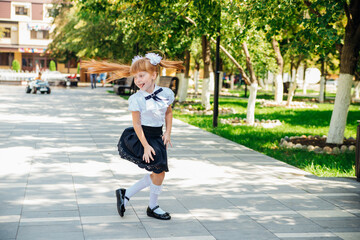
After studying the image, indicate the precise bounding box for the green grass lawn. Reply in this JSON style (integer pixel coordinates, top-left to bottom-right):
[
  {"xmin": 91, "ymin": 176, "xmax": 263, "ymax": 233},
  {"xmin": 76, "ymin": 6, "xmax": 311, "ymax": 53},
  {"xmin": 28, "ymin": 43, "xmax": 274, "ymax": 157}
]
[
  {"xmin": 228, "ymin": 88, "xmax": 337, "ymax": 100},
  {"xmin": 173, "ymin": 97, "xmax": 359, "ymax": 178},
  {"xmin": 114, "ymin": 89, "xmax": 359, "ymax": 178}
]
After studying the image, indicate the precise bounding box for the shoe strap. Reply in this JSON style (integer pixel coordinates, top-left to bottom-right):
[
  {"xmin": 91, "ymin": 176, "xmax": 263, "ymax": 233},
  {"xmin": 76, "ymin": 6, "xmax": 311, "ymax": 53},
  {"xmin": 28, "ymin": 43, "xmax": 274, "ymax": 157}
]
[
  {"xmin": 125, "ymin": 196, "xmax": 130, "ymax": 201},
  {"xmin": 151, "ymin": 205, "xmax": 159, "ymax": 211}
]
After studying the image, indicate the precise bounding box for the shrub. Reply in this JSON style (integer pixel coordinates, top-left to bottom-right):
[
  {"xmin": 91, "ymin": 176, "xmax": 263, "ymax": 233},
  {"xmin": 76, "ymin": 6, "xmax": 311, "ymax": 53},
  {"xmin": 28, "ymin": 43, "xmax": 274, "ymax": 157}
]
[
  {"xmin": 12, "ymin": 60, "xmax": 20, "ymax": 72},
  {"xmin": 49, "ymin": 60, "xmax": 56, "ymax": 71}
]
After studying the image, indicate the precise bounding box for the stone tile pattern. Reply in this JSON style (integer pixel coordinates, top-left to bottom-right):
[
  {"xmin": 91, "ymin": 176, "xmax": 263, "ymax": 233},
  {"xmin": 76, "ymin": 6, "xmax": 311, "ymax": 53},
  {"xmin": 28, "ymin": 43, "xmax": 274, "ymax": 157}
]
[{"xmin": 0, "ymin": 86, "xmax": 359, "ymax": 240}]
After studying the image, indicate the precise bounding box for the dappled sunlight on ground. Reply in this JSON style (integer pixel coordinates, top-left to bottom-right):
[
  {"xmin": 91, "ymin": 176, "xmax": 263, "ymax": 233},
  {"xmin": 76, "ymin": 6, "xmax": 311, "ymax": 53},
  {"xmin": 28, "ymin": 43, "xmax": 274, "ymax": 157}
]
[
  {"xmin": 1, "ymin": 86, "xmax": 359, "ymax": 240},
  {"xmin": 0, "ymin": 146, "xmax": 33, "ymax": 174},
  {"xmin": 0, "ymin": 113, "xmax": 79, "ymax": 124},
  {"xmin": 190, "ymin": 208, "xmax": 245, "ymax": 221}
]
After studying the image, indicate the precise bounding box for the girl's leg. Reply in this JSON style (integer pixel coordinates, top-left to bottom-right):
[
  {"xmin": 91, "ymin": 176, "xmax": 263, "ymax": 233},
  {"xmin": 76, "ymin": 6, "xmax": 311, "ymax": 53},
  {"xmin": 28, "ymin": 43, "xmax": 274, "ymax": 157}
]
[
  {"xmin": 150, "ymin": 171, "xmax": 165, "ymax": 185},
  {"xmin": 149, "ymin": 171, "xmax": 167, "ymax": 215},
  {"xmin": 123, "ymin": 174, "xmax": 151, "ymax": 206}
]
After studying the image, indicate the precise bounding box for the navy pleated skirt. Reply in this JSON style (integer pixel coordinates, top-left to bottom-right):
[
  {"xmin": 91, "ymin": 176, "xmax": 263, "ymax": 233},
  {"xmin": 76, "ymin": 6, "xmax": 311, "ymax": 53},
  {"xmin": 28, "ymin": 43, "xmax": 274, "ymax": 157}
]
[{"xmin": 117, "ymin": 125, "xmax": 168, "ymax": 173}]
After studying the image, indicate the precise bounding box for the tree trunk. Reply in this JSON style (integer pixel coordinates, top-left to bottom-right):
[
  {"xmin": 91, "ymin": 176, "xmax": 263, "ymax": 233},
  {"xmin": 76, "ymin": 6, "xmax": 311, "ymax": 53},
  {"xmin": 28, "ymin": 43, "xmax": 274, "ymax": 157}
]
[
  {"xmin": 267, "ymin": 71, "xmax": 274, "ymax": 91},
  {"xmin": 286, "ymin": 68, "xmax": 298, "ymax": 106},
  {"xmin": 202, "ymin": 35, "xmax": 211, "ymax": 109},
  {"xmin": 178, "ymin": 50, "xmax": 190, "ymax": 102},
  {"xmin": 246, "ymin": 83, "xmax": 258, "ymax": 125},
  {"xmin": 271, "ymin": 38, "xmax": 284, "ymax": 103},
  {"xmin": 194, "ymin": 61, "xmax": 200, "ymax": 94},
  {"xmin": 209, "ymin": 71, "xmax": 215, "ymax": 92},
  {"xmin": 230, "ymin": 74, "xmax": 235, "ymax": 89},
  {"xmin": 353, "ymin": 81, "xmax": 360, "ymax": 98},
  {"xmin": 327, "ymin": 1, "xmax": 360, "ymax": 144},
  {"xmin": 319, "ymin": 76, "xmax": 326, "ymax": 103},
  {"xmin": 258, "ymin": 78, "xmax": 265, "ymax": 88},
  {"xmin": 218, "ymin": 71, "xmax": 223, "ymax": 90},
  {"xmin": 241, "ymin": 41, "xmax": 259, "ymax": 125},
  {"xmin": 287, "ymin": 58, "xmax": 302, "ymax": 106},
  {"xmin": 327, "ymin": 74, "xmax": 353, "ymax": 143},
  {"xmin": 302, "ymin": 62, "xmax": 308, "ymax": 94},
  {"xmin": 162, "ymin": 67, "xmax": 166, "ymax": 76},
  {"xmin": 177, "ymin": 73, "xmax": 186, "ymax": 102},
  {"xmin": 242, "ymin": 42, "xmax": 257, "ymax": 84},
  {"xmin": 319, "ymin": 60, "xmax": 326, "ymax": 103}
]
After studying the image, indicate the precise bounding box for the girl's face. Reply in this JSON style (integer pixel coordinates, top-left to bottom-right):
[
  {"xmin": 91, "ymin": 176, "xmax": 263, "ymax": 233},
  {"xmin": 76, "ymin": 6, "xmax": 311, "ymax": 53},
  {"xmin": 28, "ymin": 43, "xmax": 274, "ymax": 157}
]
[{"xmin": 134, "ymin": 71, "xmax": 157, "ymax": 93}]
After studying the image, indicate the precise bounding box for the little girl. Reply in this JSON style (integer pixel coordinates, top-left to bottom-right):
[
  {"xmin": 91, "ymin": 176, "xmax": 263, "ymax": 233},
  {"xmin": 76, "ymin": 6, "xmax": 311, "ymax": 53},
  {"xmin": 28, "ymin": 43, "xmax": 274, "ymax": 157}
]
[{"xmin": 83, "ymin": 53, "xmax": 183, "ymax": 220}]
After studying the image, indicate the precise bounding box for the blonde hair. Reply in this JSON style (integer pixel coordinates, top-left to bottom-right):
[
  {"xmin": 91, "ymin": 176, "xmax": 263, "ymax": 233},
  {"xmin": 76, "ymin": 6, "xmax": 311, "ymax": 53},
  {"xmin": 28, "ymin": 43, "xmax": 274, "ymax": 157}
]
[{"xmin": 82, "ymin": 56, "xmax": 184, "ymax": 82}]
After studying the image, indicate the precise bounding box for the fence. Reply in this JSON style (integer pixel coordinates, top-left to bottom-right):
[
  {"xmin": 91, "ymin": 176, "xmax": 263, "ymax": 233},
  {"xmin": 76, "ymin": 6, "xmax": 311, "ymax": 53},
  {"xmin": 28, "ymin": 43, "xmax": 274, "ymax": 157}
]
[{"xmin": 0, "ymin": 69, "xmax": 66, "ymax": 83}]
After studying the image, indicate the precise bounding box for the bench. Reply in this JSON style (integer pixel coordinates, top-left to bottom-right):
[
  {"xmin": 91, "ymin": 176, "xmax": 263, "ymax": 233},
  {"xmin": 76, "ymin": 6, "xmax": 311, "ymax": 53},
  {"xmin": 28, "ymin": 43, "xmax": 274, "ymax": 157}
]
[
  {"xmin": 113, "ymin": 77, "xmax": 138, "ymax": 95},
  {"xmin": 158, "ymin": 76, "xmax": 179, "ymax": 97},
  {"xmin": 113, "ymin": 76, "xmax": 179, "ymax": 96}
]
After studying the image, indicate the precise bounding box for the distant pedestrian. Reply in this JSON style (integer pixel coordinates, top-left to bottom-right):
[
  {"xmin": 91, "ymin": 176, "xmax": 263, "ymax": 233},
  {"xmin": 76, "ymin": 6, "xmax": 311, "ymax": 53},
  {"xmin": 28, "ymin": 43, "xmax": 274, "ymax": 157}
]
[
  {"xmin": 82, "ymin": 53, "xmax": 184, "ymax": 220},
  {"xmin": 88, "ymin": 67, "xmax": 97, "ymax": 89},
  {"xmin": 35, "ymin": 72, "xmax": 42, "ymax": 81},
  {"xmin": 100, "ymin": 72, "xmax": 107, "ymax": 87}
]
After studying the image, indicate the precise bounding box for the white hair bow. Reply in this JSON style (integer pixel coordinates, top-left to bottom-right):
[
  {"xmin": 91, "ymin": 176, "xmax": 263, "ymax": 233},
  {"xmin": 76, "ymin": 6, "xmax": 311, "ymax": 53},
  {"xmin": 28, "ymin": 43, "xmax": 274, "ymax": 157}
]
[
  {"xmin": 145, "ymin": 53, "xmax": 162, "ymax": 65},
  {"xmin": 131, "ymin": 55, "xmax": 143, "ymax": 64},
  {"xmin": 131, "ymin": 53, "xmax": 162, "ymax": 66}
]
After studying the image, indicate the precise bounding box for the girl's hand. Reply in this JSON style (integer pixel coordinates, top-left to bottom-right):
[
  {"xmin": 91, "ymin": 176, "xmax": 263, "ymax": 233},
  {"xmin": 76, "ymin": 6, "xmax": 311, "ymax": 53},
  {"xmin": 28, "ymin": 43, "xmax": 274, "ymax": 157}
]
[
  {"xmin": 143, "ymin": 145, "xmax": 155, "ymax": 163},
  {"xmin": 162, "ymin": 132, "xmax": 172, "ymax": 150}
]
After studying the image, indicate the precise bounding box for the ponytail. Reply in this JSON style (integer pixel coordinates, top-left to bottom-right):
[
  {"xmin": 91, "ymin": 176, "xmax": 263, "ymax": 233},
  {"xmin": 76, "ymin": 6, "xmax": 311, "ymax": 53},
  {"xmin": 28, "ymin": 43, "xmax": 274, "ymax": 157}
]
[
  {"xmin": 81, "ymin": 60, "xmax": 131, "ymax": 82},
  {"xmin": 159, "ymin": 60, "xmax": 185, "ymax": 71},
  {"xmin": 81, "ymin": 55, "xmax": 184, "ymax": 83}
]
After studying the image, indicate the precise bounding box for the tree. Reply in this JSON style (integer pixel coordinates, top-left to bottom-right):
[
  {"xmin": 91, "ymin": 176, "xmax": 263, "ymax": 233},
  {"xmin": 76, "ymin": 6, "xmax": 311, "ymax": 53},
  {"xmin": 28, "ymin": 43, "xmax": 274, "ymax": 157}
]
[
  {"xmin": 222, "ymin": 1, "xmax": 276, "ymax": 124},
  {"xmin": 325, "ymin": 0, "xmax": 360, "ymax": 144},
  {"xmin": 12, "ymin": 60, "xmax": 20, "ymax": 72},
  {"xmin": 49, "ymin": 60, "xmax": 56, "ymax": 71}
]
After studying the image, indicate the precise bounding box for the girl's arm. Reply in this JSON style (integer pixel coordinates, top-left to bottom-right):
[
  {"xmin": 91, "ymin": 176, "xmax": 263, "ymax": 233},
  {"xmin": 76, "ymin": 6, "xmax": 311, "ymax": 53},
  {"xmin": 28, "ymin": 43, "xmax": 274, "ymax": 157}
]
[
  {"xmin": 162, "ymin": 105, "xmax": 173, "ymax": 149},
  {"xmin": 132, "ymin": 111, "xmax": 155, "ymax": 163}
]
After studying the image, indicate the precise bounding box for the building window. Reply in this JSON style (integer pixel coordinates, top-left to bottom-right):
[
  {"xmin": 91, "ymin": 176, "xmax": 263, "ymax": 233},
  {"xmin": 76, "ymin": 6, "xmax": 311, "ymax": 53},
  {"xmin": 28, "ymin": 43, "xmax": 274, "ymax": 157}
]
[
  {"xmin": 15, "ymin": 6, "xmax": 29, "ymax": 16},
  {"xmin": 0, "ymin": 53, "xmax": 14, "ymax": 66},
  {"xmin": 45, "ymin": 7, "xmax": 52, "ymax": 18},
  {"xmin": 30, "ymin": 30, "xmax": 49, "ymax": 39},
  {"xmin": 68, "ymin": 58, "xmax": 78, "ymax": 68},
  {"xmin": 1, "ymin": 28, "xmax": 11, "ymax": 38}
]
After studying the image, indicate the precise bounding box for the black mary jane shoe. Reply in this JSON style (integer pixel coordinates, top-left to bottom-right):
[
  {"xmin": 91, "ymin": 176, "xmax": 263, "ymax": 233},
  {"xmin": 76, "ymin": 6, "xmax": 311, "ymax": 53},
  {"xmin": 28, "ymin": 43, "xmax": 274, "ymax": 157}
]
[
  {"xmin": 115, "ymin": 188, "xmax": 129, "ymax": 217},
  {"xmin": 147, "ymin": 206, "xmax": 171, "ymax": 220}
]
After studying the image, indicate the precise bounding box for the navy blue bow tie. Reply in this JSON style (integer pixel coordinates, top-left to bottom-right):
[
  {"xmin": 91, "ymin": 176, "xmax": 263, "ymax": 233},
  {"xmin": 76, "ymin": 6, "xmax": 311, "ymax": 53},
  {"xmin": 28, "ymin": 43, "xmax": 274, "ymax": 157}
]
[{"xmin": 145, "ymin": 88, "xmax": 163, "ymax": 101}]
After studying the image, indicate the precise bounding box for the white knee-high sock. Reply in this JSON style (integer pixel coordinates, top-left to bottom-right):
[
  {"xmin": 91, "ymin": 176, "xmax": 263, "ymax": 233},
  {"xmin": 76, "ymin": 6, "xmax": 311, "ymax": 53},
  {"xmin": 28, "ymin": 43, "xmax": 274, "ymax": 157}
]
[
  {"xmin": 149, "ymin": 182, "xmax": 166, "ymax": 214},
  {"xmin": 124, "ymin": 174, "xmax": 151, "ymax": 206}
]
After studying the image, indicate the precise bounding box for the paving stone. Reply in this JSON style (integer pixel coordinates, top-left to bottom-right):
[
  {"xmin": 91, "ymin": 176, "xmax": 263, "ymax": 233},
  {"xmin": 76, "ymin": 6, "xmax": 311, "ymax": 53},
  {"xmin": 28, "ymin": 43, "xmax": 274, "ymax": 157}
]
[
  {"xmin": 82, "ymin": 222, "xmax": 149, "ymax": 239},
  {"xmin": 17, "ymin": 224, "xmax": 84, "ymax": 240},
  {"xmin": 0, "ymin": 222, "xmax": 19, "ymax": 239},
  {"xmin": 1, "ymin": 86, "xmax": 360, "ymax": 240},
  {"xmin": 142, "ymin": 220, "xmax": 211, "ymax": 238},
  {"xmin": 209, "ymin": 229, "xmax": 278, "ymax": 240}
]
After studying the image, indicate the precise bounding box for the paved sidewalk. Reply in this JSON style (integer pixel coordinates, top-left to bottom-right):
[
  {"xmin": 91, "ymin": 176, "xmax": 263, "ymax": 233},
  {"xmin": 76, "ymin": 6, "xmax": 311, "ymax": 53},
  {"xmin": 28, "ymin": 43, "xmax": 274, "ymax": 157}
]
[{"xmin": 0, "ymin": 86, "xmax": 359, "ymax": 240}]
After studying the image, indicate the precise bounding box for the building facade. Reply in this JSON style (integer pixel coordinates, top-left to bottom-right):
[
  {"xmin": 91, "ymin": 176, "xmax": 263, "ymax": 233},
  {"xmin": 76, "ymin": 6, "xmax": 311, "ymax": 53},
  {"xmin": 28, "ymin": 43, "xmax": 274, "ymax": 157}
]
[{"xmin": 0, "ymin": 0, "xmax": 56, "ymax": 72}]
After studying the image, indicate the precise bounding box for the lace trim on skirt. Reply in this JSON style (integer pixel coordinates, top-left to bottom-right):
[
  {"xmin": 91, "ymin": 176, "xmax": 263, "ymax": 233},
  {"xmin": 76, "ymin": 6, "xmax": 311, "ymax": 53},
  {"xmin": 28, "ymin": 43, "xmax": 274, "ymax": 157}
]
[{"xmin": 117, "ymin": 126, "xmax": 168, "ymax": 173}]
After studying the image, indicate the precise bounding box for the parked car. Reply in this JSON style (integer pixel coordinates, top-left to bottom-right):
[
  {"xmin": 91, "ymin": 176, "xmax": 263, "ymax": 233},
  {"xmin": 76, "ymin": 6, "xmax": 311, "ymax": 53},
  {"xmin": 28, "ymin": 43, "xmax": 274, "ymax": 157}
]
[{"xmin": 25, "ymin": 78, "xmax": 51, "ymax": 94}]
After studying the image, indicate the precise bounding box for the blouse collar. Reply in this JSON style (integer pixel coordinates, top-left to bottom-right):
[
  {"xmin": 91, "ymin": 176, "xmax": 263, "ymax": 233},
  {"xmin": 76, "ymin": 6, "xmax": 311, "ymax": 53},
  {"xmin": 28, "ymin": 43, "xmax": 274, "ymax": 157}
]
[{"xmin": 140, "ymin": 84, "xmax": 160, "ymax": 96}]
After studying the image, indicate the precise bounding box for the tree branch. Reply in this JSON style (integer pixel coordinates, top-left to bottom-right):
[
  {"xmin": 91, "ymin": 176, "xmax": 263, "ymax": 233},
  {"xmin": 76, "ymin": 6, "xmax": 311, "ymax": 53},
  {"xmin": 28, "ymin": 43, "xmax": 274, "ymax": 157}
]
[
  {"xmin": 210, "ymin": 37, "xmax": 250, "ymax": 85},
  {"xmin": 163, "ymin": 1, "xmax": 192, "ymax": 26},
  {"xmin": 185, "ymin": 16, "xmax": 251, "ymax": 85},
  {"xmin": 184, "ymin": 16, "xmax": 196, "ymax": 26},
  {"xmin": 303, "ymin": 0, "xmax": 322, "ymax": 17}
]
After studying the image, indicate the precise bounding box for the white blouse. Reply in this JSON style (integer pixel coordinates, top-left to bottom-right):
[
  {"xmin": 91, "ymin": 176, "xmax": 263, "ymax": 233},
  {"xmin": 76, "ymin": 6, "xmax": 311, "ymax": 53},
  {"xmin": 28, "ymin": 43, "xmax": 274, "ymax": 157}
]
[{"xmin": 128, "ymin": 85, "xmax": 174, "ymax": 127}]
